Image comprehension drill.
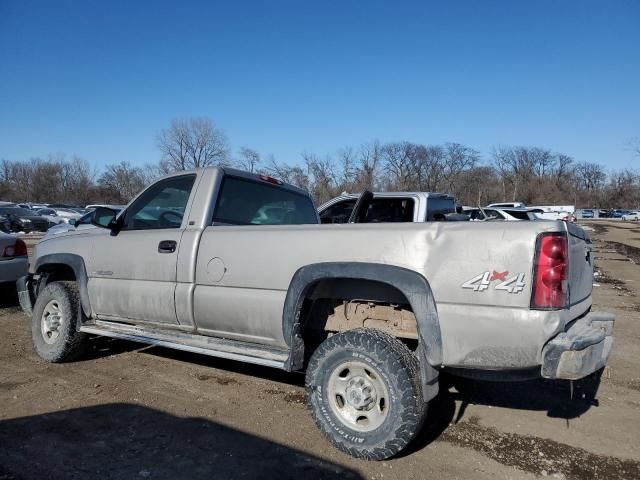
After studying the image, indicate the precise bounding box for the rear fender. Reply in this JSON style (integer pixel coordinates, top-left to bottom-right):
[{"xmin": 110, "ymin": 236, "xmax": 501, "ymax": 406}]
[{"xmin": 282, "ymin": 262, "xmax": 442, "ymax": 399}]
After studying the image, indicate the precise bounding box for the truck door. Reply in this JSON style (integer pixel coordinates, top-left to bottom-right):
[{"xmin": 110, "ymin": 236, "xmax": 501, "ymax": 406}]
[{"xmin": 86, "ymin": 174, "xmax": 197, "ymax": 325}]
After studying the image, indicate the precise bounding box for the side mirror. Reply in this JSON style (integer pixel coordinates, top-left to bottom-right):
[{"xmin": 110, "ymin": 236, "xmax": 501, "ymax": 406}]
[
  {"xmin": 91, "ymin": 207, "xmax": 119, "ymax": 231},
  {"xmin": 68, "ymin": 218, "xmax": 77, "ymax": 226}
]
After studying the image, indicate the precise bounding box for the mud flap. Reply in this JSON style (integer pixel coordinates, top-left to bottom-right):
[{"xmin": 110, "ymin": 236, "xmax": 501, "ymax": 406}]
[
  {"xmin": 417, "ymin": 343, "xmax": 439, "ymax": 402},
  {"xmin": 16, "ymin": 275, "xmax": 34, "ymax": 318}
]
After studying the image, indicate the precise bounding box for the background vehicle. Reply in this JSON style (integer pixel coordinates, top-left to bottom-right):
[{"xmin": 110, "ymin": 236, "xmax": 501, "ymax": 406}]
[
  {"xmin": 49, "ymin": 208, "xmax": 82, "ymax": 223},
  {"xmin": 487, "ymin": 202, "xmax": 527, "ymax": 208},
  {"xmin": 36, "ymin": 208, "xmax": 66, "ymax": 226},
  {"xmin": 18, "ymin": 167, "xmax": 614, "ymax": 461},
  {"xmin": 581, "ymin": 209, "xmax": 595, "ymax": 219},
  {"xmin": 529, "ymin": 205, "xmax": 576, "ymax": 221},
  {"xmin": 0, "ymin": 207, "xmax": 49, "ymax": 232},
  {"xmin": 319, "ymin": 191, "xmax": 456, "ymax": 223},
  {"xmin": 622, "ymin": 211, "xmax": 640, "ymax": 221},
  {"xmin": 0, "ymin": 232, "xmax": 28, "ymax": 286},
  {"xmin": 0, "ymin": 214, "xmax": 12, "ymax": 233},
  {"xmin": 463, "ymin": 207, "xmax": 539, "ymax": 221}
]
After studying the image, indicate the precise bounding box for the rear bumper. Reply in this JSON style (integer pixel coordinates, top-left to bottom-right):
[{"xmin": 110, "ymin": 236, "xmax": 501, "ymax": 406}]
[
  {"xmin": 0, "ymin": 257, "xmax": 28, "ymax": 283},
  {"xmin": 16, "ymin": 274, "xmax": 35, "ymax": 317},
  {"xmin": 541, "ymin": 311, "xmax": 614, "ymax": 380}
]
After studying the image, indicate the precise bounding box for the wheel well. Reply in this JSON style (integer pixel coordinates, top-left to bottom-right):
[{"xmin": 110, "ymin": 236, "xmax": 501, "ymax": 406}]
[
  {"xmin": 37, "ymin": 263, "xmax": 77, "ymax": 289},
  {"xmin": 299, "ymin": 278, "xmax": 418, "ymax": 362}
]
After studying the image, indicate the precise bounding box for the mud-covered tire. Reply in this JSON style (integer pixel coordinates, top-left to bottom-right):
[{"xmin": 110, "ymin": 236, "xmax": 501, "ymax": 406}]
[
  {"xmin": 31, "ymin": 281, "xmax": 88, "ymax": 362},
  {"xmin": 305, "ymin": 328, "xmax": 427, "ymax": 460}
]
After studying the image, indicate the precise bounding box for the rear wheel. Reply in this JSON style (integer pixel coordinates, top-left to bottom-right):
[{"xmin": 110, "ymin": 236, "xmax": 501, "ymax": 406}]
[
  {"xmin": 32, "ymin": 281, "xmax": 88, "ymax": 362},
  {"xmin": 305, "ymin": 328, "xmax": 427, "ymax": 460}
]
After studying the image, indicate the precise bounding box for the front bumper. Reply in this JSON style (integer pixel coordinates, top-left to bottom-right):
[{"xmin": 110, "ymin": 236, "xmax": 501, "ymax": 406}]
[
  {"xmin": 16, "ymin": 274, "xmax": 35, "ymax": 317},
  {"xmin": 541, "ymin": 311, "xmax": 614, "ymax": 380}
]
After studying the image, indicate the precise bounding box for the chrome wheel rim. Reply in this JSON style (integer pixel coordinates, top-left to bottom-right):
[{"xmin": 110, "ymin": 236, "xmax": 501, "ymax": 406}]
[
  {"xmin": 327, "ymin": 360, "xmax": 390, "ymax": 432},
  {"xmin": 41, "ymin": 300, "xmax": 63, "ymax": 345}
]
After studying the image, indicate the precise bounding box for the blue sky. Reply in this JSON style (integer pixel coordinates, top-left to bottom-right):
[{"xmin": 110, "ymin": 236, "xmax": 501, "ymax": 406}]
[{"xmin": 1, "ymin": 0, "xmax": 638, "ymax": 171}]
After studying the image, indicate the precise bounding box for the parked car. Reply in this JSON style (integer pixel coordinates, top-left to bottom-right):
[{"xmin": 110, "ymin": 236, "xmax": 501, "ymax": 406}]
[
  {"xmin": 18, "ymin": 167, "xmax": 614, "ymax": 460},
  {"xmin": 35, "ymin": 208, "xmax": 66, "ymax": 226},
  {"xmin": 50, "ymin": 208, "xmax": 82, "ymax": 223},
  {"xmin": 85, "ymin": 204, "xmax": 126, "ymax": 211},
  {"xmin": 464, "ymin": 207, "xmax": 538, "ymax": 221},
  {"xmin": 0, "ymin": 232, "xmax": 28, "ymax": 286},
  {"xmin": 622, "ymin": 211, "xmax": 640, "ymax": 221},
  {"xmin": 0, "ymin": 207, "xmax": 50, "ymax": 232},
  {"xmin": 486, "ymin": 201, "xmax": 527, "ymax": 208},
  {"xmin": 581, "ymin": 209, "xmax": 595, "ymax": 219},
  {"xmin": 318, "ymin": 191, "xmax": 456, "ymax": 223},
  {"xmin": 0, "ymin": 213, "xmax": 12, "ymax": 233},
  {"xmin": 529, "ymin": 205, "xmax": 576, "ymax": 221}
]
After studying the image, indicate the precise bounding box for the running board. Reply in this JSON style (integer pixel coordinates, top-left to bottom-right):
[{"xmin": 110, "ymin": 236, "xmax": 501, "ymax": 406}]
[{"xmin": 79, "ymin": 320, "xmax": 289, "ymax": 369}]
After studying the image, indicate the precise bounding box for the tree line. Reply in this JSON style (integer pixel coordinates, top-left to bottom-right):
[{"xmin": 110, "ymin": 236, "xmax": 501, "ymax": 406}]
[{"xmin": 1, "ymin": 117, "xmax": 638, "ymax": 208}]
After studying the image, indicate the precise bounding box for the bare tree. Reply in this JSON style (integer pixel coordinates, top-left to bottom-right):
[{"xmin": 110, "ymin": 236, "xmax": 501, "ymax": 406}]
[
  {"xmin": 264, "ymin": 155, "xmax": 309, "ymax": 191},
  {"xmin": 157, "ymin": 117, "xmax": 229, "ymax": 171},
  {"xmin": 237, "ymin": 147, "xmax": 261, "ymax": 173},
  {"xmin": 97, "ymin": 162, "xmax": 148, "ymax": 203}
]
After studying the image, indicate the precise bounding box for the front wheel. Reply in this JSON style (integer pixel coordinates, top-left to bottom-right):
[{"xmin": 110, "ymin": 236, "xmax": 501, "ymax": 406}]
[
  {"xmin": 32, "ymin": 281, "xmax": 88, "ymax": 362},
  {"xmin": 305, "ymin": 328, "xmax": 427, "ymax": 460}
]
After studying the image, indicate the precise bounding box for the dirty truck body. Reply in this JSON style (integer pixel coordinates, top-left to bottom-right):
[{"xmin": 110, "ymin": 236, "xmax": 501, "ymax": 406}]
[{"xmin": 18, "ymin": 166, "xmax": 614, "ymax": 460}]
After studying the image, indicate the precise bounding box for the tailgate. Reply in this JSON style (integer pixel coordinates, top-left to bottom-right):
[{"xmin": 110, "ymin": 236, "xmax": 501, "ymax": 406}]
[{"xmin": 567, "ymin": 222, "xmax": 593, "ymax": 307}]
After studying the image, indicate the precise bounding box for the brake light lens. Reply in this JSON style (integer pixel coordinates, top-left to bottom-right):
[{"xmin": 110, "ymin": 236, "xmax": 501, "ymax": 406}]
[
  {"xmin": 532, "ymin": 233, "xmax": 568, "ymax": 309},
  {"xmin": 258, "ymin": 174, "xmax": 283, "ymax": 185},
  {"xmin": 2, "ymin": 239, "xmax": 27, "ymax": 258}
]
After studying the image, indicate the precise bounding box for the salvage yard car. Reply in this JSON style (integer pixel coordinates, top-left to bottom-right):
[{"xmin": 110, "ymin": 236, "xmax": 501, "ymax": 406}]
[
  {"xmin": 17, "ymin": 167, "xmax": 615, "ymax": 460},
  {"xmin": 622, "ymin": 211, "xmax": 640, "ymax": 221},
  {"xmin": 0, "ymin": 206, "xmax": 50, "ymax": 232},
  {"xmin": 319, "ymin": 191, "xmax": 456, "ymax": 223},
  {"xmin": 0, "ymin": 232, "xmax": 28, "ymax": 286}
]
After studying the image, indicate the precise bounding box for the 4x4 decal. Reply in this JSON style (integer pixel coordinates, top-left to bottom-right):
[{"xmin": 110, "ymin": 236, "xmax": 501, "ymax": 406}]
[{"xmin": 462, "ymin": 270, "xmax": 526, "ymax": 294}]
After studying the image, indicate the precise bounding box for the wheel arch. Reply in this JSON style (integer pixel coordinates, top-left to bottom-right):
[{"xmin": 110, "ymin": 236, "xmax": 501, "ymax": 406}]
[
  {"xmin": 34, "ymin": 253, "xmax": 92, "ymax": 318},
  {"xmin": 282, "ymin": 262, "xmax": 442, "ymax": 371}
]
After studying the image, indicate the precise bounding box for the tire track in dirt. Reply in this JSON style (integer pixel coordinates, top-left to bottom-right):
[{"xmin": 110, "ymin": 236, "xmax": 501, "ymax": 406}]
[{"xmin": 439, "ymin": 416, "xmax": 640, "ymax": 479}]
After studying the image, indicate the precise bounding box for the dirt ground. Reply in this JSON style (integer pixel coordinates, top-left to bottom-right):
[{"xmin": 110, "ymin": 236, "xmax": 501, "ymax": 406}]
[{"xmin": 1, "ymin": 221, "xmax": 640, "ymax": 479}]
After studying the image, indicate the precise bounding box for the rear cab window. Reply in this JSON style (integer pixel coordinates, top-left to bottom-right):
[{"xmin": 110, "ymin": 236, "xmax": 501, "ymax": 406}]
[{"xmin": 212, "ymin": 176, "xmax": 318, "ymax": 226}]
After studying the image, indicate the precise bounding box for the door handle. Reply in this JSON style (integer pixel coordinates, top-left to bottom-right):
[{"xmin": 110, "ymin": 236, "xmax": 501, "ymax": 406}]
[{"xmin": 158, "ymin": 240, "xmax": 177, "ymax": 253}]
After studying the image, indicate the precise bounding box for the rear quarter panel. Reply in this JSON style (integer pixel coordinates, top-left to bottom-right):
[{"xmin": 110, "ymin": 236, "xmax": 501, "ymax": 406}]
[{"xmin": 193, "ymin": 220, "xmax": 580, "ymax": 368}]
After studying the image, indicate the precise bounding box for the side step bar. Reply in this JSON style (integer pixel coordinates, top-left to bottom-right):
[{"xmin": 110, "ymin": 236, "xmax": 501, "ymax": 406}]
[{"xmin": 79, "ymin": 320, "xmax": 289, "ymax": 370}]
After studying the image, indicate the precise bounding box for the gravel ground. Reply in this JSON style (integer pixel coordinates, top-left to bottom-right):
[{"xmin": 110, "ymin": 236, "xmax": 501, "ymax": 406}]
[{"xmin": 1, "ymin": 221, "xmax": 639, "ymax": 479}]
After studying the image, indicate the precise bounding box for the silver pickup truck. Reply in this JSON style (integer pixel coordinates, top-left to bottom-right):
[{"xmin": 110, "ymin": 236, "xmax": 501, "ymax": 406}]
[{"xmin": 17, "ymin": 167, "xmax": 614, "ymax": 460}]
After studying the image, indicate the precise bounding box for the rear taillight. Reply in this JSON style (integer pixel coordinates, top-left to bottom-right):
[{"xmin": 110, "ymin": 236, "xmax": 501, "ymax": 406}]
[
  {"xmin": 2, "ymin": 239, "xmax": 27, "ymax": 258},
  {"xmin": 532, "ymin": 232, "xmax": 568, "ymax": 309}
]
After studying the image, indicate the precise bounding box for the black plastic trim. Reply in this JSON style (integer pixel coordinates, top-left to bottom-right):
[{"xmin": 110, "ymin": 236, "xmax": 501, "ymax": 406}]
[
  {"xmin": 34, "ymin": 253, "xmax": 92, "ymax": 318},
  {"xmin": 281, "ymin": 262, "xmax": 442, "ymax": 371}
]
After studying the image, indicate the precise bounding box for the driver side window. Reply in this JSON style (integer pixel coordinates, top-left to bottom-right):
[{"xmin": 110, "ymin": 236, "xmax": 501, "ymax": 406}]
[{"xmin": 122, "ymin": 175, "xmax": 196, "ymax": 230}]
